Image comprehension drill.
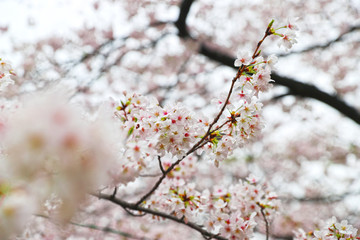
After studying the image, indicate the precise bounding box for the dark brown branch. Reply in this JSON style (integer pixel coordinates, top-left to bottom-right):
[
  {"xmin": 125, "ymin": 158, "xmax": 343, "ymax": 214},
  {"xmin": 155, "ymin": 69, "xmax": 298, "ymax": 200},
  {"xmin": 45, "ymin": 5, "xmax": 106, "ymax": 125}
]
[
  {"xmin": 198, "ymin": 42, "xmax": 360, "ymax": 125},
  {"xmin": 135, "ymin": 155, "xmax": 184, "ymax": 206},
  {"xmin": 272, "ymin": 74, "xmax": 360, "ymax": 125},
  {"xmin": 270, "ymin": 234, "xmax": 293, "ymax": 240},
  {"xmin": 94, "ymin": 193, "xmax": 227, "ymax": 240},
  {"xmin": 175, "ymin": 0, "xmax": 196, "ymax": 38},
  {"xmin": 172, "ymin": 0, "xmax": 360, "ymax": 125},
  {"xmin": 157, "ymin": 156, "xmax": 165, "ymax": 174},
  {"xmin": 259, "ymin": 206, "xmax": 269, "ymax": 240},
  {"xmin": 111, "ymin": 187, "xmax": 117, "ymax": 198},
  {"xmin": 280, "ymin": 190, "xmax": 358, "ymax": 203}
]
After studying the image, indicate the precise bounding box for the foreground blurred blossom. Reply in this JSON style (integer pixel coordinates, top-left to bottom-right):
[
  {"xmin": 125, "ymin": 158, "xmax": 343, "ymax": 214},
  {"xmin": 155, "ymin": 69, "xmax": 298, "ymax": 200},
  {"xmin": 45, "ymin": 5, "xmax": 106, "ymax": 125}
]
[
  {"xmin": 0, "ymin": 86, "xmax": 121, "ymax": 238},
  {"xmin": 0, "ymin": 190, "xmax": 37, "ymax": 240}
]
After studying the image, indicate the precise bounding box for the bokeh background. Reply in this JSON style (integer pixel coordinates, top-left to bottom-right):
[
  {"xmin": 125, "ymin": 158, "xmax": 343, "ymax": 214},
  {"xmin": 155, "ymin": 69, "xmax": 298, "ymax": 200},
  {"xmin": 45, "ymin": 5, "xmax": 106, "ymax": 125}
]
[{"xmin": 1, "ymin": 0, "xmax": 360, "ymax": 239}]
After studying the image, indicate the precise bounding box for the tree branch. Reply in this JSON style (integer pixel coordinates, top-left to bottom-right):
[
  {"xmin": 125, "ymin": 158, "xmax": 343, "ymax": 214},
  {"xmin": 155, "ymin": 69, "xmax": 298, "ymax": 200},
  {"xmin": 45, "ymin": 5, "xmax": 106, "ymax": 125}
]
[
  {"xmin": 93, "ymin": 193, "xmax": 227, "ymax": 240},
  {"xmin": 260, "ymin": 207, "xmax": 269, "ymax": 240},
  {"xmin": 280, "ymin": 190, "xmax": 359, "ymax": 203},
  {"xmin": 272, "ymin": 74, "xmax": 360, "ymax": 125},
  {"xmin": 175, "ymin": 0, "xmax": 196, "ymax": 38},
  {"xmin": 172, "ymin": 0, "xmax": 360, "ymax": 125},
  {"xmin": 198, "ymin": 42, "xmax": 360, "ymax": 125}
]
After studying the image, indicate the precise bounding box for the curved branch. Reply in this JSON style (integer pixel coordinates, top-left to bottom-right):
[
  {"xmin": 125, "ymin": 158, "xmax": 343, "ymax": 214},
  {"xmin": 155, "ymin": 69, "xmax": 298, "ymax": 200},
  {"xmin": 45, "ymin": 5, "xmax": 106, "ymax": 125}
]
[
  {"xmin": 198, "ymin": 43, "xmax": 360, "ymax": 125},
  {"xmin": 172, "ymin": 0, "xmax": 360, "ymax": 125},
  {"xmin": 271, "ymin": 74, "xmax": 360, "ymax": 125},
  {"xmin": 93, "ymin": 193, "xmax": 227, "ymax": 240}
]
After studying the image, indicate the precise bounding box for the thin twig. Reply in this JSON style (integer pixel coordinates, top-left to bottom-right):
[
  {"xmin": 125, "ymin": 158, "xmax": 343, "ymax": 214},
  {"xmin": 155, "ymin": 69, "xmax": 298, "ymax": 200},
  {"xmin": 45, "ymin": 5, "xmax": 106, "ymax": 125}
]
[
  {"xmin": 135, "ymin": 155, "xmax": 185, "ymax": 206},
  {"xmin": 123, "ymin": 208, "xmax": 147, "ymax": 217},
  {"xmin": 111, "ymin": 187, "xmax": 118, "ymax": 198},
  {"xmin": 158, "ymin": 156, "xmax": 165, "ymax": 174},
  {"xmin": 259, "ymin": 206, "xmax": 269, "ymax": 240}
]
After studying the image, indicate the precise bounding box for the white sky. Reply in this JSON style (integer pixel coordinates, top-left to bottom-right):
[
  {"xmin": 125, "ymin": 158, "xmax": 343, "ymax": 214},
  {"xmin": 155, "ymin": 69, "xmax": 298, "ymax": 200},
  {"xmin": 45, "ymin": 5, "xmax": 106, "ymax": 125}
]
[
  {"xmin": 0, "ymin": 0, "xmax": 90, "ymax": 40},
  {"xmin": 0, "ymin": 0, "xmax": 135, "ymax": 55}
]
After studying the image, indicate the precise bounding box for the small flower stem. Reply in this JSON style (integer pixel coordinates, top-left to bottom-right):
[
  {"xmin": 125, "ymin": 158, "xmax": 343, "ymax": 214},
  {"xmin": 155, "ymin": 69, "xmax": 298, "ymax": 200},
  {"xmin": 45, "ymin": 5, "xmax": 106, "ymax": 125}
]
[
  {"xmin": 157, "ymin": 156, "xmax": 165, "ymax": 174},
  {"xmin": 260, "ymin": 206, "xmax": 270, "ymax": 240}
]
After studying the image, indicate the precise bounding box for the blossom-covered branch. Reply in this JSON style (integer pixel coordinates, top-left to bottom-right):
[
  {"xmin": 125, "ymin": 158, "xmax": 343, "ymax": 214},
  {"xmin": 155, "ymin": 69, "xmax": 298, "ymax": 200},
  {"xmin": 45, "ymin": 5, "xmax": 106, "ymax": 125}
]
[
  {"xmin": 124, "ymin": 20, "xmax": 289, "ymax": 209},
  {"xmin": 172, "ymin": 0, "xmax": 360, "ymax": 126},
  {"xmin": 93, "ymin": 192, "xmax": 228, "ymax": 240},
  {"xmin": 1, "ymin": 0, "xmax": 358, "ymax": 238}
]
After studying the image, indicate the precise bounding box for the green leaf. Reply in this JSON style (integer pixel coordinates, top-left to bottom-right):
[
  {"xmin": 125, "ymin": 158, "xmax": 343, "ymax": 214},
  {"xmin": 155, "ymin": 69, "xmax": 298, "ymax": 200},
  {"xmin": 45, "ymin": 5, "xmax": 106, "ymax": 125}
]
[{"xmin": 127, "ymin": 126, "xmax": 134, "ymax": 136}]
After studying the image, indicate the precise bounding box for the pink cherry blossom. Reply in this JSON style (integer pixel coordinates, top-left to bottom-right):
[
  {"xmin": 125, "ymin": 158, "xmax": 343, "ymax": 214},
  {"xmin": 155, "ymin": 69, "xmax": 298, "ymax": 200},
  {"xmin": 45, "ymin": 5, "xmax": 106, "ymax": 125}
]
[{"xmin": 234, "ymin": 50, "xmax": 252, "ymax": 67}]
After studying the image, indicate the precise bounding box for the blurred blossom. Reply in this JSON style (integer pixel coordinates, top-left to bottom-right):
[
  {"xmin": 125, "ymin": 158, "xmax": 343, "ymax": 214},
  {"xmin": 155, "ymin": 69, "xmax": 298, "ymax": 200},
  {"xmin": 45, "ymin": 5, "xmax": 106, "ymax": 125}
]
[{"xmin": 0, "ymin": 84, "xmax": 121, "ymax": 231}]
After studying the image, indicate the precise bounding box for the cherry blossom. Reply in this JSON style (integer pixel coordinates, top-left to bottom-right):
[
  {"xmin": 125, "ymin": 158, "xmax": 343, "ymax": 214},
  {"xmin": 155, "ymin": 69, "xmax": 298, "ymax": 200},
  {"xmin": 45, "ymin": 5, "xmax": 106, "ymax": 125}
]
[
  {"xmin": 0, "ymin": 14, "xmax": 354, "ymax": 240},
  {"xmin": 278, "ymin": 30, "xmax": 298, "ymax": 50},
  {"xmin": 234, "ymin": 50, "xmax": 252, "ymax": 67},
  {"xmin": 294, "ymin": 216, "xmax": 360, "ymax": 240},
  {"xmin": 0, "ymin": 58, "xmax": 15, "ymax": 91}
]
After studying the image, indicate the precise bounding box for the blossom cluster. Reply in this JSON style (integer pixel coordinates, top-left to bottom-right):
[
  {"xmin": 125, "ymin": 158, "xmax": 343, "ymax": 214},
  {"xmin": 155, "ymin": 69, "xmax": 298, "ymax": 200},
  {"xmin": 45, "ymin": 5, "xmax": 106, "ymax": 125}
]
[
  {"xmin": 0, "ymin": 19, "xmax": 304, "ymax": 239},
  {"xmin": 294, "ymin": 216, "xmax": 360, "ymax": 240},
  {"xmin": 113, "ymin": 88, "xmax": 265, "ymax": 170},
  {"xmin": 275, "ymin": 18, "xmax": 299, "ymax": 50},
  {"xmin": 206, "ymin": 53, "xmax": 277, "ymax": 166},
  {"xmin": 0, "ymin": 58, "xmax": 15, "ymax": 91},
  {"xmin": 108, "ymin": 92, "xmax": 207, "ymax": 183},
  {"xmin": 145, "ymin": 175, "xmax": 279, "ymax": 239},
  {"xmin": 114, "ymin": 92, "xmax": 206, "ymax": 158}
]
